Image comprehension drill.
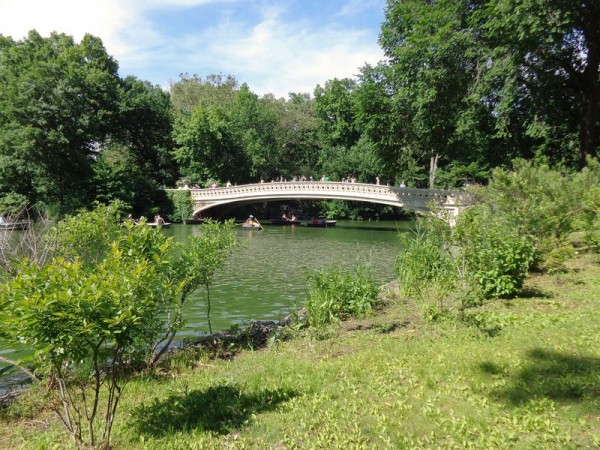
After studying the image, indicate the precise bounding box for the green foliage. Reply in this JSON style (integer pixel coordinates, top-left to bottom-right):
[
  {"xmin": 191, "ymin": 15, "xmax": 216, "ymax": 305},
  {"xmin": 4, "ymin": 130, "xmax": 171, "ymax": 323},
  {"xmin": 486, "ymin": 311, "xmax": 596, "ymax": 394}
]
[
  {"xmin": 584, "ymin": 215, "xmax": 600, "ymax": 253},
  {"xmin": 0, "ymin": 192, "xmax": 28, "ymax": 216},
  {"xmin": 0, "ymin": 203, "xmax": 239, "ymax": 448},
  {"xmin": 49, "ymin": 201, "xmax": 127, "ymax": 266},
  {"xmin": 474, "ymin": 159, "xmax": 600, "ymax": 267},
  {"xmin": 0, "ymin": 220, "xmax": 170, "ymax": 448},
  {"xmin": 305, "ymin": 262, "xmax": 379, "ymax": 327},
  {"xmin": 166, "ymin": 189, "xmax": 193, "ymax": 223},
  {"xmin": 159, "ymin": 219, "xmax": 238, "ymax": 339},
  {"xmin": 396, "ymin": 223, "xmax": 458, "ymax": 320},
  {"xmin": 314, "ymin": 78, "xmax": 361, "ymax": 149},
  {"xmin": 454, "ymin": 205, "xmax": 535, "ymax": 298},
  {"xmin": 396, "ymin": 224, "xmax": 455, "ymax": 298},
  {"xmin": 0, "ymin": 31, "xmax": 121, "ymax": 214},
  {"xmin": 371, "ymin": 0, "xmax": 600, "ymax": 175},
  {"xmin": 396, "ymin": 206, "xmax": 535, "ymax": 319}
]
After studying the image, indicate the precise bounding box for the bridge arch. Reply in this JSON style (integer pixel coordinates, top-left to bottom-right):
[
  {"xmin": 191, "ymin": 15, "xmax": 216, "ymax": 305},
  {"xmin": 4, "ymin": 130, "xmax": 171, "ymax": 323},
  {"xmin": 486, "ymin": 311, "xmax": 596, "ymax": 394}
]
[{"xmin": 168, "ymin": 181, "xmax": 468, "ymax": 222}]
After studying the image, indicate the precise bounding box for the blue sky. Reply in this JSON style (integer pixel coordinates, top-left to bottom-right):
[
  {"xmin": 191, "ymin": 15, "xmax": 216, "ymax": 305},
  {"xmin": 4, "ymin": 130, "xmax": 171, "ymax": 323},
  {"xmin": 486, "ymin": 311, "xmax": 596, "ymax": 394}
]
[{"xmin": 0, "ymin": 0, "xmax": 387, "ymax": 98}]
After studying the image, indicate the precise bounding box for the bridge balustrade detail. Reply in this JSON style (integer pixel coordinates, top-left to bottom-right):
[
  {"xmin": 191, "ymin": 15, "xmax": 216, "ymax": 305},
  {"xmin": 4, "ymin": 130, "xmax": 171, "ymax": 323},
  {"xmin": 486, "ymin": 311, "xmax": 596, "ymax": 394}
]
[{"xmin": 167, "ymin": 182, "xmax": 468, "ymax": 222}]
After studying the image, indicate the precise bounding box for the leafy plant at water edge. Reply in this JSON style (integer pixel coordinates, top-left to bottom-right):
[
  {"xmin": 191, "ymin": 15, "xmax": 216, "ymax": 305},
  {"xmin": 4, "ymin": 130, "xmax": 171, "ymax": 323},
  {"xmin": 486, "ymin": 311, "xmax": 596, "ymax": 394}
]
[
  {"xmin": 305, "ymin": 261, "xmax": 379, "ymax": 327},
  {"xmin": 166, "ymin": 189, "xmax": 193, "ymax": 223},
  {"xmin": 395, "ymin": 222, "xmax": 458, "ymax": 319},
  {"xmin": 0, "ymin": 237, "xmax": 169, "ymax": 448},
  {"xmin": 151, "ymin": 219, "xmax": 238, "ymax": 362},
  {"xmin": 0, "ymin": 204, "xmax": 239, "ymax": 449},
  {"xmin": 472, "ymin": 159, "xmax": 600, "ymax": 268}
]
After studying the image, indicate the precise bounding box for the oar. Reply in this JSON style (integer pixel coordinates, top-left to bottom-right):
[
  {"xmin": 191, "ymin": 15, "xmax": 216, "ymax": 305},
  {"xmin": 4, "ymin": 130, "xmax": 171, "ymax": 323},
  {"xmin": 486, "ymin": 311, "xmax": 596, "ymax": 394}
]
[{"xmin": 254, "ymin": 218, "xmax": 264, "ymax": 230}]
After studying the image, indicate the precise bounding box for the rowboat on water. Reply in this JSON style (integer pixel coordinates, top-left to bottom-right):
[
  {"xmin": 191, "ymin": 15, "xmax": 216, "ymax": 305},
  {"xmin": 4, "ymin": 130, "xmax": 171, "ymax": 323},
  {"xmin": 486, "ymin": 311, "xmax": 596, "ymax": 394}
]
[
  {"xmin": 242, "ymin": 222, "xmax": 262, "ymax": 229},
  {"xmin": 271, "ymin": 218, "xmax": 301, "ymax": 226},
  {"xmin": 0, "ymin": 216, "xmax": 29, "ymax": 231},
  {"xmin": 243, "ymin": 215, "xmax": 263, "ymax": 229},
  {"xmin": 146, "ymin": 222, "xmax": 171, "ymax": 228},
  {"xmin": 184, "ymin": 218, "xmax": 204, "ymax": 225},
  {"xmin": 305, "ymin": 220, "xmax": 337, "ymax": 228}
]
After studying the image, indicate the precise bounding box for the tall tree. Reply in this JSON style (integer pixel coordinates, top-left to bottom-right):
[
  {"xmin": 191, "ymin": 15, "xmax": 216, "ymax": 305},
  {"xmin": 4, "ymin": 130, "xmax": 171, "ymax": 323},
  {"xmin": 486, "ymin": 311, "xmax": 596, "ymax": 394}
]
[
  {"xmin": 314, "ymin": 78, "xmax": 361, "ymax": 149},
  {"xmin": 370, "ymin": 0, "xmax": 600, "ymax": 180},
  {"xmin": 0, "ymin": 31, "xmax": 121, "ymax": 214},
  {"xmin": 478, "ymin": 0, "xmax": 600, "ymax": 167}
]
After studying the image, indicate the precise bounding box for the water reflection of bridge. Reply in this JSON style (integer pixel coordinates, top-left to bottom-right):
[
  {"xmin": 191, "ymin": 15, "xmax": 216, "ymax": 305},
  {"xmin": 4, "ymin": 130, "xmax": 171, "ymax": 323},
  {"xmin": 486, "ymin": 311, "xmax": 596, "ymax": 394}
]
[{"xmin": 168, "ymin": 182, "xmax": 469, "ymax": 221}]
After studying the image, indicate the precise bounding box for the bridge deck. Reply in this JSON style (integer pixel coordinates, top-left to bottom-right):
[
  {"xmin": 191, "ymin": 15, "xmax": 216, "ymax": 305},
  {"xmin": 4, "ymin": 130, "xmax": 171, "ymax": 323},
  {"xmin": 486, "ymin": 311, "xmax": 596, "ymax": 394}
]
[{"xmin": 168, "ymin": 182, "xmax": 468, "ymax": 220}]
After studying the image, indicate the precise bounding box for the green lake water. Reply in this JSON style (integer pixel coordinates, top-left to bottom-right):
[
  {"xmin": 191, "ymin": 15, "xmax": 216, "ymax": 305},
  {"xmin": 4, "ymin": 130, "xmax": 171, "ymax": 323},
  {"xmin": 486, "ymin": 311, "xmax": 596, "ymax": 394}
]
[{"xmin": 0, "ymin": 220, "xmax": 413, "ymax": 389}]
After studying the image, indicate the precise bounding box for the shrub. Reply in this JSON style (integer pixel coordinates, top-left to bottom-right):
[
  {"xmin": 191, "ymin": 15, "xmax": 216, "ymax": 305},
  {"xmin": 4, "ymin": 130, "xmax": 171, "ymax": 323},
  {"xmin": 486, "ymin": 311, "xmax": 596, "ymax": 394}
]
[
  {"xmin": 395, "ymin": 221, "xmax": 459, "ymax": 319},
  {"xmin": 454, "ymin": 205, "xmax": 535, "ymax": 298},
  {"xmin": 473, "ymin": 158, "xmax": 600, "ymax": 267},
  {"xmin": 584, "ymin": 215, "xmax": 600, "ymax": 252},
  {"xmin": 0, "ymin": 204, "xmax": 238, "ymax": 449},
  {"xmin": 305, "ymin": 262, "xmax": 379, "ymax": 327},
  {"xmin": 166, "ymin": 189, "xmax": 193, "ymax": 223}
]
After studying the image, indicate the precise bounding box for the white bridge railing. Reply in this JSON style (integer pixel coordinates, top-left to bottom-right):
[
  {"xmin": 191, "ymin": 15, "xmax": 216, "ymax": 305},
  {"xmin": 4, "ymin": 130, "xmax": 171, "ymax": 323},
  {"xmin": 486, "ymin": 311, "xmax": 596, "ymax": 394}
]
[{"xmin": 168, "ymin": 182, "xmax": 469, "ymax": 220}]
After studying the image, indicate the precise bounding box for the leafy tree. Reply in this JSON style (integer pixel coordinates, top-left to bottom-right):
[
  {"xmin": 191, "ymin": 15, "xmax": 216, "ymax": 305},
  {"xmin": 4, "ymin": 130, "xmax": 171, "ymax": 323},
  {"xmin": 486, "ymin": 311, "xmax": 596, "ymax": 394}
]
[
  {"xmin": 476, "ymin": 0, "xmax": 600, "ymax": 167},
  {"xmin": 314, "ymin": 78, "xmax": 361, "ymax": 149},
  {"xmin": 371, "ymin": 0, "xmax": 599, "ymax": 179},
  {"xmin": 115, "ymin": 76, "xmax": 177, "ymax": 187},
  {"xmin": 173, "ymin": 102, "xmax": 247, "ymax": 184},
  {"xmin": 0, "ymin": 31, "xmax": 121, "ymax": 215},
  {"xmin": 262, "ymin": 93, "xmax": 321, "ymax": 179},
  {"xmin": 0, "ymin": 203, "xmax": 239, "ymax": 448},
  {"xmin": 170, "ymin": 73, "xmax": 238, "ymax": 113}
]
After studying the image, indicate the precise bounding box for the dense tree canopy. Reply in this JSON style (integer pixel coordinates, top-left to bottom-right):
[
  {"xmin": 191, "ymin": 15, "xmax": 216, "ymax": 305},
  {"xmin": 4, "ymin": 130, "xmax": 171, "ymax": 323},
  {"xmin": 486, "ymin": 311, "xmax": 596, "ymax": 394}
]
[
  {"xmin": 0, "ymin": 31, "xmax": 121, "ymax": 213},
  {"xmin": 364, "ymin": 0, "xmax": 600, "ymax": 183},
  {"xmin": 1, "ymin": 1, "xmax": 598, "ymax": 217},
  {"xmin": 0, "ymin": 32, "xmax": 176, "ymax": 216}
]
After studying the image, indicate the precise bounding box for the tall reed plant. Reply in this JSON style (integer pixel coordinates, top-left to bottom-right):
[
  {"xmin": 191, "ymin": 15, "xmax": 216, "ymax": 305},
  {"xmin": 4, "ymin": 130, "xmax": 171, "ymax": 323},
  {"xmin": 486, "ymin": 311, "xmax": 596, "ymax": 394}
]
[
  {"xmin": 305, "ymin": 261, "xmax": 379, "ymax": 328},
  {"xmin": 396, "ymin": 222, "xmax": 458, "ymax": 320}
]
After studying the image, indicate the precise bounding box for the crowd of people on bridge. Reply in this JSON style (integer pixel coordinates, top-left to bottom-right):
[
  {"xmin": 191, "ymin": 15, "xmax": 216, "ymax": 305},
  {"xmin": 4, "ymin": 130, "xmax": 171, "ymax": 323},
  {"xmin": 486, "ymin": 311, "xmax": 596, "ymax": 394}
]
[{"xmin": 177, "ymin": 176, "xmax": 411, "ymax": 189}]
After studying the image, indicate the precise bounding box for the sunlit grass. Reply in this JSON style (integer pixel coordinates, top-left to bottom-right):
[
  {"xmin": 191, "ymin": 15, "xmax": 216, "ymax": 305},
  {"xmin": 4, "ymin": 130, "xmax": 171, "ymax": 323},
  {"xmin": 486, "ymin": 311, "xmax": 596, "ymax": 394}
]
[{"xmin": 2, "ymin": 254, "xmax": 600, "ymax": 449}]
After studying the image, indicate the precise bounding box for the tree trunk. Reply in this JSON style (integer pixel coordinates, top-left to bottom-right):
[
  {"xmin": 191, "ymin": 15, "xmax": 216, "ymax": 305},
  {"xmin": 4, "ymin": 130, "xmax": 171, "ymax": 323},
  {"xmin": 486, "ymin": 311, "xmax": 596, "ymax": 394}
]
[
  {"xmin": 579, "ymin": 84, "xmax": 599, "ymax": 168},
  {"xmin": 579, "ymin": 28, "xmax": 600, "ymax": 168},
  {"xmin": 429, "ymin": 153, "xmax": 439, "ymax": 189}
]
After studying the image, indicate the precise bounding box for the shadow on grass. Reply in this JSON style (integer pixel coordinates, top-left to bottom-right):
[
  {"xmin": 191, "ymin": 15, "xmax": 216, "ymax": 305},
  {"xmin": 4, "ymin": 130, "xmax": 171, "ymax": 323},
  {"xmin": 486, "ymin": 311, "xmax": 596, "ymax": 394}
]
[
  {"xmin": 481, "ymin": 348, "xmax": 600, "ymax": 406},
  {"xmin": 515, "ymin": 286, "xmax": 553, "ymax": 299},
  {"xmin": 131, "ymin": 384, "xmax": 298, "ymax": 436}
]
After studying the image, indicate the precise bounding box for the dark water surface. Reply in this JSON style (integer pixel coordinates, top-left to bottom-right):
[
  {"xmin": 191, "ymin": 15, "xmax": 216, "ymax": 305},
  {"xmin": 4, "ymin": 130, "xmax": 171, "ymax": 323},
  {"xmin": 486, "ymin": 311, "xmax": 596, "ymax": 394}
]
[{"xmin": 0, "ymin": 220, "xmax": 413, "ymax": 389}]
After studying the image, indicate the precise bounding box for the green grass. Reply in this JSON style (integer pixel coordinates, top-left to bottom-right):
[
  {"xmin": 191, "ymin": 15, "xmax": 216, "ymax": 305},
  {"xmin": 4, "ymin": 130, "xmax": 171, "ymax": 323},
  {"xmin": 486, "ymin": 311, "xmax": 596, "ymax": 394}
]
[{"xmin": 2, "ymin": 254, "xmax": 600, "ymax": 449}]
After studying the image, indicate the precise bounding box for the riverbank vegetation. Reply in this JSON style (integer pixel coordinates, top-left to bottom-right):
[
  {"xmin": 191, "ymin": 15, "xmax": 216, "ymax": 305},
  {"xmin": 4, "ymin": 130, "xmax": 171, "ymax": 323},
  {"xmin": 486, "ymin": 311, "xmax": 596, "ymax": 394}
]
[
  {"xmin": 1, "ymin": 247, "xmax": 599, "ymax": 448},
  {"xmin": 1, "ymin": 1, "xmax": 599, "ymax": 448},
  {"xmin": 0, "ymin": 204, "xmax": 237, "ymax": 449},
  {"xmin": 0, "ymin": 158, "xmax": 598, "ymax": 448}
]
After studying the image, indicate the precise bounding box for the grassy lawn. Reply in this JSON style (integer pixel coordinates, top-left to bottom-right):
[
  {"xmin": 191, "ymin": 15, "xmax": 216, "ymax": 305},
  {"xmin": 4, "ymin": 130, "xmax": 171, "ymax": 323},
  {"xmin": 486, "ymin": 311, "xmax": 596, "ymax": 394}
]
[{"xmin": 2, "ymin": 254, "xmax": 600, "ymax": 449}]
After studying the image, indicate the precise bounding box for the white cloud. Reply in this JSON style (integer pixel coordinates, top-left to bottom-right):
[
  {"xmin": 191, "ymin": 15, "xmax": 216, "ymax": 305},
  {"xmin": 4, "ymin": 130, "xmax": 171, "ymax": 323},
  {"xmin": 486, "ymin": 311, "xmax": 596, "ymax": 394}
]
[
  {"xmin": 0, "ymin": 0, "xmax": 384, "ymax": 98},
  {"xmin": 0, "ymin": 0, "xmax": 133, "ymax": 54},
  {"xmin": 169, "ymin": 6, "xmax": 384, "ymax": 96},
  {"xmin": 338, "ymin": 0, "xmax": 383, "ymax": 17}
]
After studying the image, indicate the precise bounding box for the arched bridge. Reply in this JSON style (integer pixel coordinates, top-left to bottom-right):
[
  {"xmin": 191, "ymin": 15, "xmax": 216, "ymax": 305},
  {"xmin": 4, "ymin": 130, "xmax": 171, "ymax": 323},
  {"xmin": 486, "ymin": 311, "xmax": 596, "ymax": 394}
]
[{"xmin": 169, "ymin": 182, "xmax": 470, "ymax": 221}]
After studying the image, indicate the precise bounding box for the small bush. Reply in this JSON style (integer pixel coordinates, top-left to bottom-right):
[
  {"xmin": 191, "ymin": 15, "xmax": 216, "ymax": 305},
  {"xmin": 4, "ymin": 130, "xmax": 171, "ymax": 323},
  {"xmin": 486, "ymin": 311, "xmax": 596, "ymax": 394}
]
[
  {"xmin": 166, "ymin": 189, "xmax": 193, "ymax": 223},
  {"xmin": 454, "ymin": 205, "xmax": 535, "ymax": 298},
  {"xmin": 396, "ymin": 223, "xmax": 455, "ymax": 297},
  {"xmin": 305, "ymin": 262, "xmax": 379, "ymax": 327},
  {"xmin": 583, "ymin": 215, "xmax": 600, "ymax": 253},
  {"xmin": 395, "ymin": 222, "xmax": 459, "ymax": 320}
]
